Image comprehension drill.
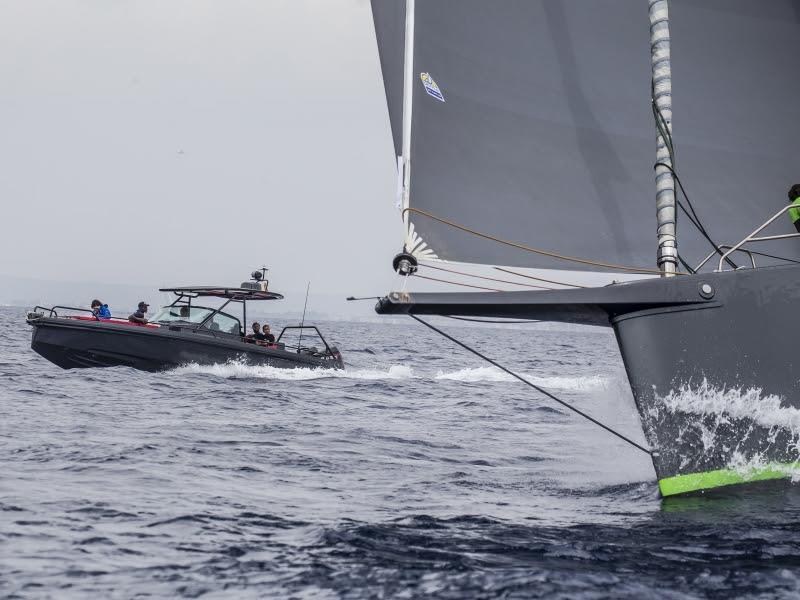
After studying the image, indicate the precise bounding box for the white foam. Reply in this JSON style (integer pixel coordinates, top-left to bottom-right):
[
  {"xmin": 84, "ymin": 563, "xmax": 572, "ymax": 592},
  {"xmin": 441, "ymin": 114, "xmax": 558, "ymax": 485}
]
[
  {"xmin": 434, "ymin": 366, "xmax": 609, "ymax": 391},
  {"xmin": 659, "ymin": 379, "xmax": 800, "ymax": 433},
  {"xmin": 172, "ymin": 361, "xmax": 414, "ymax": 381},
  {"xmin": 658, "ymin": 379, "xmax": 800, "ymax": 469},
  {"xmin": 727, "ymin": 451, "xmax": 800, "ymax": 482}
]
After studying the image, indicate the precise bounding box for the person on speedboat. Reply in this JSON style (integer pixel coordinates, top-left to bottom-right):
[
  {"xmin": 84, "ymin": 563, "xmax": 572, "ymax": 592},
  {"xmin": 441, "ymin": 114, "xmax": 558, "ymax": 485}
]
[
  {"xmin": 261, "ymin": 323, "xmax": 275, "ymax": 344},
  {"xmin": 90, "ymin": 299, "xmax": 111, "ymax": 319},
  {"xmin": 247, "ymin": 321, "xmax": 267, "ymax": 342},
  {"xmin": 128, "ymin": 301, "xmax": 149, "ymax": 324}
]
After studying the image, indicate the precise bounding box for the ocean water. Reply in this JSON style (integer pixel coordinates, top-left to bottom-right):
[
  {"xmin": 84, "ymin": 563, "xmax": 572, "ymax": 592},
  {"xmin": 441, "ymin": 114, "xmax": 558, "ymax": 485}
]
[{"xmin": 3, "ymin": 305, "xmax": 800, "ymax": 598}]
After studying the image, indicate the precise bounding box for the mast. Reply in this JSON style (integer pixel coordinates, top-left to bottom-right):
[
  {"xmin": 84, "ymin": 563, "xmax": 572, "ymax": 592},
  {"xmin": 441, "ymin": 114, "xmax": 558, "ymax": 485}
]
[
  {"xmin": 400, "ymin": 0, "xmax": 415, "ymax": 230},
  {"xmin": 649, "ymin": 0, "xmax": 678, "ymax": 276}
]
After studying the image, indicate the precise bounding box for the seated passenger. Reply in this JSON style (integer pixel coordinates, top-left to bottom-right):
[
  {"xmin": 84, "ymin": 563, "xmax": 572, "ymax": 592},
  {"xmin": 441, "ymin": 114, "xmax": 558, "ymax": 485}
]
[
  {"xmin": 179, "ymin": 305, "xmax": 191, "ymax": 319},
  {"xmin": 129, "ymin": 301, "xmax": 149, "ymax": 324},
  {"xmin": 247, "ymin": 321, "xmax": 266, "ymax": 342},
  {"xmin": 261, "ymin": 323, "xmax": 276, "ymax": 344},
  {"xmin": 90, "ymin": 299, "xmax": 112, "ymax": 319}
]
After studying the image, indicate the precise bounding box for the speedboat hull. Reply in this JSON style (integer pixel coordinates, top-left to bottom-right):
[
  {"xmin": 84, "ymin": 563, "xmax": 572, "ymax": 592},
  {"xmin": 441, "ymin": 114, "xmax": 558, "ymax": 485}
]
[{"xmin": 29, "ymin": 318, "xmax": 344, "ymax": 372}]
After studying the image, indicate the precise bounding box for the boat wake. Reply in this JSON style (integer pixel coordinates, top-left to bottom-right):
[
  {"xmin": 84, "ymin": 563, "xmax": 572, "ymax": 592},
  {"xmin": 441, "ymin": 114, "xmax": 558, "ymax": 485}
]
[
  {"xmin": 170, "ymin": 362, "xmax": 610, "ymax": 390},
  {"xmin": 172, "ymin": 362, "xmax": 414, "ymax": 381},
  {"xmin": 435, "ymin": 366, "xmax": 609, "ymax": 391}
]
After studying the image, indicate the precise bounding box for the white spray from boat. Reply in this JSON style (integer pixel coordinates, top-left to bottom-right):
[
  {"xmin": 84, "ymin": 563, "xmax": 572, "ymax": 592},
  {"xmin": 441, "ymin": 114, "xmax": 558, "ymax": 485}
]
[{"xmin": 655, "ymin": 380, "xmax": 800, "ymax": 480}]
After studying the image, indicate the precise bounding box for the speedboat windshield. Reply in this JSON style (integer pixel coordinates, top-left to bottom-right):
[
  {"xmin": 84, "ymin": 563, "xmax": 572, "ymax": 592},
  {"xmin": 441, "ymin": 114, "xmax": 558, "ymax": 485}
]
[{"xmin": 150, "ymin": 306, "xmax": 214, "ymax": 324}]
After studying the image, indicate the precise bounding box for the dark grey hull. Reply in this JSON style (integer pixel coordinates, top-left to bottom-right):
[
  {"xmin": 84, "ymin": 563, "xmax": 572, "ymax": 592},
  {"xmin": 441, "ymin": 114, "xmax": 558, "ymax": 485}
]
[
  {"xmin": 376, "ymin": 264, "xmax": 800, "ymax": 496},
  {"xmin": 29, "ymin": 318, "xmax": 344, "ymax": 372},
  {"xmin": 613, "ymin": 266, "xmax": 800, "ymax": 495}
]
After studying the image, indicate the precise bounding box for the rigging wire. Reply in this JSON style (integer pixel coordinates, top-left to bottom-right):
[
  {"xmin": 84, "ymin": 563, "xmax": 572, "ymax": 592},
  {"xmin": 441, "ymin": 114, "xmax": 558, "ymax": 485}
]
[
  {"xmin": 651, "ymin": 85, "xmax": 702, "ymax": 273},
  {"xmin": 443, "ymin": 315, "xmax": 542, "ymax": 324},
  {"xmin": 732, "ymin": 248, "xmax": 800, "ymax": 266},
  {"xmin": 493, "ymin": 267, "xmax": 588, "ymax": 289},
  {"xmin": 654, "ymin": 161, "xmax": 737, "ymax": 271},
  {"xmin": 409, "ymin": 314, "xmax": 652, "ymax": 456},
  {"xmin": 402, "ymin": 207, "xmax": 678, "ymax": 276},
  {"xmin": 420, "ymin": 263, "xmax": 556, "ymax": 290},
  {"xmin": 659, "ymin": 160, "xmax": 797, "ymax": 269},
  {"xmin": 677, "ymin": 254, "xmax": 697, "ymax": 275},
  {"xmin": 650, "ymin": 89, "xmax": 739, "ymax": 271},
  {"xmin": 413, "ymin": 273, "xmax": 502, "ymax": 292}
]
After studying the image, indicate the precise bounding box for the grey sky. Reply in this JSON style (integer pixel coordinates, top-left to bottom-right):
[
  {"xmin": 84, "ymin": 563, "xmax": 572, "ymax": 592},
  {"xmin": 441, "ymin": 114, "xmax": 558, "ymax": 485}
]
[
  {"xmin": 0, "ymin": 0, "xmax": 640, "ymax": 319},
  {"xmin": 0, "ymin": 0, "xmax": 403, "ymax": 305}
]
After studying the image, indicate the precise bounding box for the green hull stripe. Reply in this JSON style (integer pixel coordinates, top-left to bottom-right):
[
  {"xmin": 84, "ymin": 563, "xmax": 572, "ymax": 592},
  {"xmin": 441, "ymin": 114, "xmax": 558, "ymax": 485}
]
[{"xmin": 659, "ymin": 463, "xmax": 799, "ymax": 497}]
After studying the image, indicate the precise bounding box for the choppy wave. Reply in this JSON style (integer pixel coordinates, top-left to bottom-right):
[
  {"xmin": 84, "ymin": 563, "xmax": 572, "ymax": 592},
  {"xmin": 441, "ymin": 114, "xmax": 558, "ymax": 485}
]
[
  {"xmin": 435, "ymin": 366, "xmax": 609, "ymax": 390},
  {"xmin": 7, "ymin": 305, "xmax": 800, "ymax": 598},
  {"xmin": 172, "ymin": 362, "xmax": 415, "ymax": 381}
]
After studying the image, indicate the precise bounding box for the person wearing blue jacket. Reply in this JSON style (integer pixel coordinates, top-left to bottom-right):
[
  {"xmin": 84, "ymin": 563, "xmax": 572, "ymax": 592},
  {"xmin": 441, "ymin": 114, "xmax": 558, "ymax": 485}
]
[{"xmin": 90, "ymin": 299, "xmax": 112, "ymax": 319}]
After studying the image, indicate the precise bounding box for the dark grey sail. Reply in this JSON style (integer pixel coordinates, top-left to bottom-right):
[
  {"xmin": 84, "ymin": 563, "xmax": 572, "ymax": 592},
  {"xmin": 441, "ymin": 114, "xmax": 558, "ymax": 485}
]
[{"xmin": 371, "ymin": 0, "xmax": 800, "ymax": 271}]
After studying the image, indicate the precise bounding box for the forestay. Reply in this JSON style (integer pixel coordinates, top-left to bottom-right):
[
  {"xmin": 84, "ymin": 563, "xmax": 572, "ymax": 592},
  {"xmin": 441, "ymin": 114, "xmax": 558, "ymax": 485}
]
[{"xmin": 371, "ymin": 0, "xmax": 800, "ymax": 272}]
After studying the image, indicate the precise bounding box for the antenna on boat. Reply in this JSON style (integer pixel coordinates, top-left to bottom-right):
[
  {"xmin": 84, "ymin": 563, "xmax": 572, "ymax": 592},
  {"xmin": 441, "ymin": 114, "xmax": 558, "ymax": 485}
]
[{"xmin": 297, "ymin": 282, "xmax": 311, "ymax": 351}]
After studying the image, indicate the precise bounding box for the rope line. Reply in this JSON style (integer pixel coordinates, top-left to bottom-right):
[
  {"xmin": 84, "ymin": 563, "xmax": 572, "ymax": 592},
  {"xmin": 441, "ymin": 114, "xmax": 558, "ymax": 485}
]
[
  {"xmin": 421, "ymin": 263, "xmax": 556, "ymax": 290},
  {"xmin": 410, "ymin": 315, "xmax": 652, "ymax": 456},
  {"xmin": 493, "ymin": 267, "xmax": 588, "ymax": 289},
  {"xmin": 403, "ymin": 207, "xmax": 676, "ymax": 276}
]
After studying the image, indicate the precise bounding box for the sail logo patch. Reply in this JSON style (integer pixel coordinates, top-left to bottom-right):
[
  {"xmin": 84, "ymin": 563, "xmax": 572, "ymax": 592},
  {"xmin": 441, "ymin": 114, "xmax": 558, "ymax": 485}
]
[{"xmin": 420, "ymin": 72, "xmax": 445, "ymax": 102}]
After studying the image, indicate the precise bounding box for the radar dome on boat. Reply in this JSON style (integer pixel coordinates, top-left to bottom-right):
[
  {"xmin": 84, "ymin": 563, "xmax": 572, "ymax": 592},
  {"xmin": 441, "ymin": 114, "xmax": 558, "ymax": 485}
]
[{"xmin": 244, "ymin": 267, "xmax": 269, "ymax": 291}]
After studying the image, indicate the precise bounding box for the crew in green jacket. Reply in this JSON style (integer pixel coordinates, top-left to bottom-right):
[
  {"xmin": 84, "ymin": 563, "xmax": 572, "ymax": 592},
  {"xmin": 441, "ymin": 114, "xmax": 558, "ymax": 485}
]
[{"xmin": 789, "ymin": 184, "xmax": 800, "ymax": 233}]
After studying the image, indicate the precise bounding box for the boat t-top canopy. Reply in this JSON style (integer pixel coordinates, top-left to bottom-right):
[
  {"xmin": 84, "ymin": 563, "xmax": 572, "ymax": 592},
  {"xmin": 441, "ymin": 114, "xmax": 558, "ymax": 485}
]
[{"xmin": 159, "ymin": 286, "xmax": 284, "ymax": 301}]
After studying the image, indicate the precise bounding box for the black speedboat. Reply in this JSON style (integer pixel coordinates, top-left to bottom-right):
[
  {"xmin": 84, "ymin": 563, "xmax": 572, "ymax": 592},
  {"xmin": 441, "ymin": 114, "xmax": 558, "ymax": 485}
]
[{"xmin": 26, "ymin": 270, "xmax": 344, "ymax": 371}]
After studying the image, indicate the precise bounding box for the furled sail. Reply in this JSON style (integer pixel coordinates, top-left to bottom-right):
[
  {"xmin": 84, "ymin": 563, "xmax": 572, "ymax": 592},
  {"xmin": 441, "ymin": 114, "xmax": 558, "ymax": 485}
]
[{"xmin": 371, "ymin": 0, "xmax": 800, "ymax": 272}]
